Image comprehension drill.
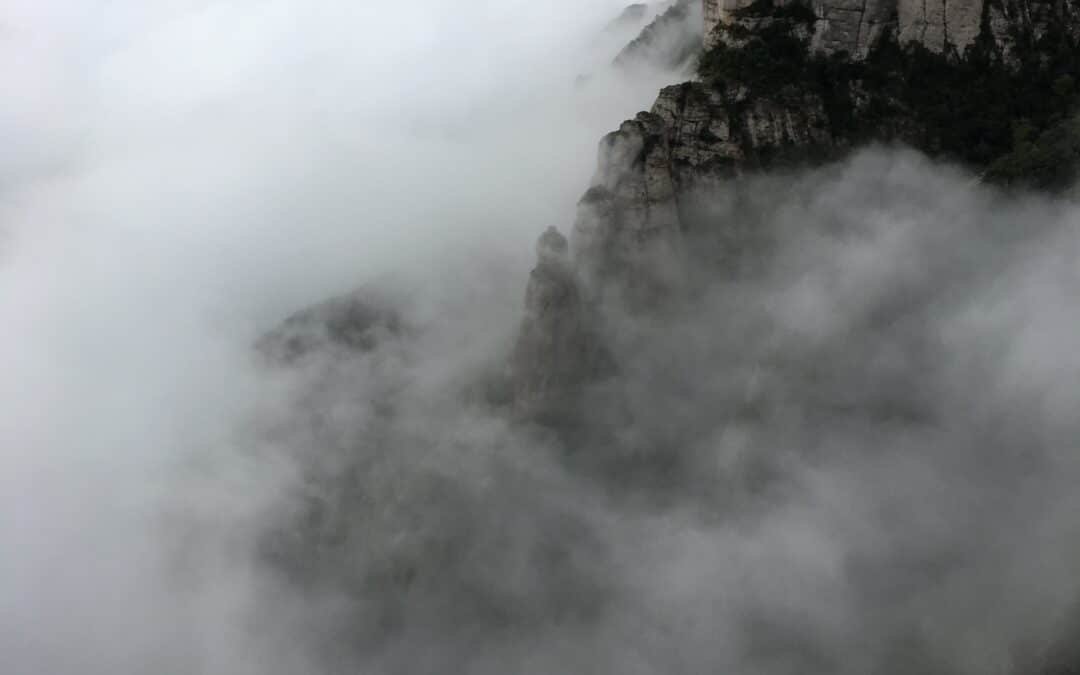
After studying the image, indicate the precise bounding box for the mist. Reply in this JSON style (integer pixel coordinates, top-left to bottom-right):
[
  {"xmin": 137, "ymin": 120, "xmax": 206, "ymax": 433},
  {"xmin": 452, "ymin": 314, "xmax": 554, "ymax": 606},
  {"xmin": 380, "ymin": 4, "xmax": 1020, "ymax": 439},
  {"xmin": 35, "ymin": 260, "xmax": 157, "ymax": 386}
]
[{"xmin": 2, "ymin": 2, "xmax": 1080, "ymax": 675}]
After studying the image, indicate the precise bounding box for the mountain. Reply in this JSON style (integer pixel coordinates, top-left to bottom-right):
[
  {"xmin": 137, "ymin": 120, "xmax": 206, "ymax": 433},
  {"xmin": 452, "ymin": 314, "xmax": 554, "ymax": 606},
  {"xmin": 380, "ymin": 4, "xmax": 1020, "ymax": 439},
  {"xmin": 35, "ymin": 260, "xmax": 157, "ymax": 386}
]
[
  {"xmin": 613, "ymin": 0, "xmax": 705, "ymax": 72},
  {"xmin": 259, "ymin": 2, "xmax": 1080, "ymax": 672},
  {"xmin": 704, "ymin": 0, "xmax": 1080, "ymax": 59},
  {"xmin": 513, "ymin": 0, "xmax": 1080, "ymax": 416}
]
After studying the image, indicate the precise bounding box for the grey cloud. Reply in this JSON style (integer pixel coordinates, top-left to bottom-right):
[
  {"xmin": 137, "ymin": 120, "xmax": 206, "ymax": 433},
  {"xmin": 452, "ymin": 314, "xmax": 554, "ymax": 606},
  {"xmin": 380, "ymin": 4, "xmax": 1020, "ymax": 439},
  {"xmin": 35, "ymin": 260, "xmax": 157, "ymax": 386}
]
[{"xmin": 3, "ymin": 3, "xmax": 1080, "ymax": 675}]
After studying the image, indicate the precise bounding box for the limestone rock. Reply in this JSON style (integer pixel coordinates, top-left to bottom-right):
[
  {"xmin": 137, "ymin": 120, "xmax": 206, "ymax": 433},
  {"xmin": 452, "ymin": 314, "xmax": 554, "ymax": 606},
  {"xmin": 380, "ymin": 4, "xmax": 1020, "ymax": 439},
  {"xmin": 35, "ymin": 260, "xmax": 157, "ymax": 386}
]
[
  {"xmin": 894, "ymin": 0, "xmax": 983, "ymax": 54},
  {"xmin": 571, "ymin": 80, "xmax": 833, "ymax": 294},
  {"xmin": 705, "ymin": 0, "xmax": 1080, "ymax": 59},
  {"xmin": 572, "ymin": 0, "xmax": 1079, "ymax": 296},
  {"xmin": 813, "ymin": 0, "xmax": 897, "ymax": 58},
  {"xmin": 257, "ymin": 290, "xmax": 404, "ymax": 364},
  {"xmin": 987, "ymin": 0, "xmax": 1080, "ymax": 66},
  {"xmin": 704, "ymin": 0, "xmax": 757, "ymax": 48},
  {"xmin": 570, "ymin": 110, "xmax": 691, "ymax": 306},
  {"xmin": 510, "ymin": 0, "xmax": 1080, "ymax": 421},
  {"xmin": 511, "ymin": 228, "xmax": 600, "ymax": 422}
]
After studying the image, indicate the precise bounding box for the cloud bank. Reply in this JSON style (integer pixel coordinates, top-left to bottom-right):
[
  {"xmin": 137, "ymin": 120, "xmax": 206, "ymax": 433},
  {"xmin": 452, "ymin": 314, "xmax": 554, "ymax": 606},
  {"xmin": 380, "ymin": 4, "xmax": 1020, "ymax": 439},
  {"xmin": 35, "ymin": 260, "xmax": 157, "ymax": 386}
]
[{"xmin": 2, "ymin": 2, "xmax": 1079, "ymax": 675}]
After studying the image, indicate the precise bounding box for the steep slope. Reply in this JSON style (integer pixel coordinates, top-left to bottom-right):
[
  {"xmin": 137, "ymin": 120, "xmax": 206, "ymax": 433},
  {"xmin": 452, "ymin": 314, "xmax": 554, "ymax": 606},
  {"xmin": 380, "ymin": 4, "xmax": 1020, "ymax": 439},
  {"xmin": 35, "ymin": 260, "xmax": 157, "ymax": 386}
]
[
  {"xmin": 704, "ymin": 0, "xmax": 1080, "ymax": 60},
  {"xmin": 514, "ymin": 0, "xmax": 1080, "ymax": 417},
  {"xmin": 500, "ymin": 3, "xmax": 1080, "ymax": 671},
  {"xmin": 253, "ymin": 4, "xmax": 1080, "ymax": 672},
  {"xmin": 614, "ymin": 0, "xmax": 705, "ymax": 71}
]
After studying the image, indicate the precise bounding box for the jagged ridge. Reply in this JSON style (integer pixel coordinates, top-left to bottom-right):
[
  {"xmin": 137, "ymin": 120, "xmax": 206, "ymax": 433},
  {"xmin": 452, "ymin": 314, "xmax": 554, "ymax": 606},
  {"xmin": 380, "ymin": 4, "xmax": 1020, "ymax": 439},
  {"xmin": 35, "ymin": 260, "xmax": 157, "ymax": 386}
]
[{"xmin": 512, "ymin": 0, "xmax": 1080, "ymax": 449}]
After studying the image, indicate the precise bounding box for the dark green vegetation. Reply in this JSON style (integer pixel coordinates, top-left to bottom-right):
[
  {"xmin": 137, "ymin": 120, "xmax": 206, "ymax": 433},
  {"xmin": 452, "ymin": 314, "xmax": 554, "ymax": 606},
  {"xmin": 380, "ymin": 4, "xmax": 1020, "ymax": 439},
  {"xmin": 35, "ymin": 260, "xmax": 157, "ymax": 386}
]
[
  {"xmin": 985, "ymin": 113, "xmax": 1080, "ymax": 189},
  {"xmin": 698, "ymin": 0, "xmax": 1080, "ymax": 187},
  {"xmin": 698, "ymin": 0, "xmax": 818, "ymax": 93}
]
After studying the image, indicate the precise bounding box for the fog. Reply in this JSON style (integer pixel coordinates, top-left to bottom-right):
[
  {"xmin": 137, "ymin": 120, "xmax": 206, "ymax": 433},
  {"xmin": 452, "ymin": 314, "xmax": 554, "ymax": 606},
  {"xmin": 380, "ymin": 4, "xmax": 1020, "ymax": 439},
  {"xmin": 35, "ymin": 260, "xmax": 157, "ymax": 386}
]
[{"xmin": 2, "ymin": 2, "xmax": 1080, "ymax": 674}]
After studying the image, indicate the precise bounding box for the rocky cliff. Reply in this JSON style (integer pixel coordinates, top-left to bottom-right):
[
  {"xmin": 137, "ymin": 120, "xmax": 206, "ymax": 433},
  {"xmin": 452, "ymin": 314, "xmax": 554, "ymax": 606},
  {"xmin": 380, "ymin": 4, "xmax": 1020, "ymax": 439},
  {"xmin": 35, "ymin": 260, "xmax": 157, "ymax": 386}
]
[
  {"xmin": 511, "ymin": 227, "xmax": 607, "ymax": 423},
  {"xmin": 511, "ymin": 0, "xmax": 1080, "ymax": 426},
  {"xmin": 704, "ymin": 0, "xmax": 1080, "ymax": 60},
  {"xmin": 252, "ymin": 4, "xmax": 1080, "ymax": 671}
]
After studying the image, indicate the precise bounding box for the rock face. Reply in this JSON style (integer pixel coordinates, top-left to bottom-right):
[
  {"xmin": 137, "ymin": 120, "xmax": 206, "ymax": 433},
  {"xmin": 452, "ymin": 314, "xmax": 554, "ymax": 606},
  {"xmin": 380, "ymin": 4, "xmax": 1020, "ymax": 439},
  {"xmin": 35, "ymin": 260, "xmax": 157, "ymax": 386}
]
[
  {"xmin": 704, "ymin": 0, "xmax": 755, "ymax": 48},
  {"xmin": 649, "ymin": 81, "xmax": 834, "ymax": 176},
  {"xmin": 572, "ymin": 114, "xmax": 685, "ymax": 299},
  {"xmin": 704, "ymin": 0, "xmax": 1080, "ymax": 59},
  {"xmin": 257, "ymin": 290, "xmax": 404, "ymax": 364},
  {"xmin": 570, "ymin": 80, "xmax": 831, "ymax": 289},
  {"xmin": 815, "ymin": 0, "xmax": 903, "ymax": 57},
  {"xmin": 512, "ymin": 0, "xmax": 1080, "ymax": 421},
  {"xmin": 511, "ymin": 228, "xmax": 601, "ymax": 422}
]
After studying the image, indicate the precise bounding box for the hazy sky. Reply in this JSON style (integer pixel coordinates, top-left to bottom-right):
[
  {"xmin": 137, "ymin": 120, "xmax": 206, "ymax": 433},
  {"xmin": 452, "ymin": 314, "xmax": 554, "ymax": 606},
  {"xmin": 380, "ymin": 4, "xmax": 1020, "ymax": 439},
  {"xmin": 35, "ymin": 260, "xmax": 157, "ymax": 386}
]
[{"xmin": 0, "ymin": 3, "xmax": 677, "ymax": 673}]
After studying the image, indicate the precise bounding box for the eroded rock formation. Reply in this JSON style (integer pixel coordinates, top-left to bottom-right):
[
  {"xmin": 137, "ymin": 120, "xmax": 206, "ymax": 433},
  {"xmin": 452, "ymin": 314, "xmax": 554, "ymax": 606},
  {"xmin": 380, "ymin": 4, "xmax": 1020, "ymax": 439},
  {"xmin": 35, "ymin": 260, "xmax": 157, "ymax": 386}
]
[
  {"xmin": 511, "ymin": 0, "xmax": 1080, "ymax": 425},
  {"xmin": 705, "ymin": 0, "xmax": 1080, "ymax": 59},
  {"xmin": 511, "ymin": 227, "xmax": 603, "ymax": 422},
  {"xmin": 257, "ymin": 289, "xmax": 405, "ymax": 364}
]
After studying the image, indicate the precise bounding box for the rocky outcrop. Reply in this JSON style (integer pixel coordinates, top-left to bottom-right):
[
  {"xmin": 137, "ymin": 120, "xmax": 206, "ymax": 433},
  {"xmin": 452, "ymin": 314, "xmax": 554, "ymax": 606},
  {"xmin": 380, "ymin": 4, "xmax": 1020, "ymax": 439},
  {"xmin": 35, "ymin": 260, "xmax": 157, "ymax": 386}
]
[
  {"xmin": 705, "ymin": 0, "xmax": 1080, "ymax": 60},
  {"xmin": 511, "ymin": 228, "xmax": 603, "ymax": 422},
  {"xmin": 257, "ymin": 290, "xmax": 404, "ymax": 364},
  {"xmin": 813, "ymin": 0, "xmax": 899, "ymax": 57},
  {"xmin": 651, "ymin": 81, "xmax": 834, "ymax": 175},
  {"xmin": 987, "ymin": 0, "xmax": 1080, "ymax": 65},
  {"xmin": 513, "ymin": 0, "xmax": 1080, "ymax": 422},
  {"xmin": 511, "ymin": 79, "xmax": 837, "ymax": 409},
  {"xmin": 572, "ymin": 113, "xmax": 685, "ymax": 299},
  {"xmin": 704, "ymin": 0, "xmax": 756, "ymax": 48},
  {"xmin": 570, "ymin": 80, "xmax": 832, "ymax": 290}
]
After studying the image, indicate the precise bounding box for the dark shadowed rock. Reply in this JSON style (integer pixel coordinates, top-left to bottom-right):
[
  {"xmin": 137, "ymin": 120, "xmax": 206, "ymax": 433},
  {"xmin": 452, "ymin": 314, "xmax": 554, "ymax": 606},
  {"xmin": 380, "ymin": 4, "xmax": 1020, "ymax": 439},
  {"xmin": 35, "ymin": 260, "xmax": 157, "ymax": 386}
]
[
  {"xmin": 705, "ymin": 0, "xmax": 1080, "ymax": 61},
  {"xmin": 257, "ymin": 289, "xmax": 405, "ymax": 364},
  {"xmin": 513, "ymin": 0, "xmax": 1080, "ymax": 425},
  {"xmin": 576, "ymin": 0, "xmax": 1080, "ymax": 304},
  {"xmin": 511, "ymin": 227, "xmax": 607, "ymax": 424},
  {"xmin": 985, "ymin": 114, "xmax": 1080, "ymax": 192}
]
